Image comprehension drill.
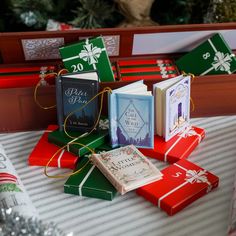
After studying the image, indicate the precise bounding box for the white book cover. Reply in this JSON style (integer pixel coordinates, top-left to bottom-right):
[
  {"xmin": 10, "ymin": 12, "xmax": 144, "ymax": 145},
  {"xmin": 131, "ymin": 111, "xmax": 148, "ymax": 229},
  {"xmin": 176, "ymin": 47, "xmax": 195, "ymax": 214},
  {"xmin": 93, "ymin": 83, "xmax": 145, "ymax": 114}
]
[
  {"xmin": 164, "ymin": 76, "xmax": 190, "ymax": 141},
  {"xmin": 91, "ymin": 145, "xmax": 162, "ymax": 195},
  {"xmin": 153, "ymin": 75, "xmax": 191, "ymax": 141}
]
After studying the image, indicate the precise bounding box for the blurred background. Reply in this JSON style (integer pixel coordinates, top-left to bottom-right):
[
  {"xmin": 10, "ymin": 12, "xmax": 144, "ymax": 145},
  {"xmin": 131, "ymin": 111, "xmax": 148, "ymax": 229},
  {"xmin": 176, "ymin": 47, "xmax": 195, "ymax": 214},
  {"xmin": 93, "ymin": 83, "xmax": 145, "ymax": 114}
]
[{"xmin": 1, "ymin": 0, "xmax": 236, "ymax": 32}]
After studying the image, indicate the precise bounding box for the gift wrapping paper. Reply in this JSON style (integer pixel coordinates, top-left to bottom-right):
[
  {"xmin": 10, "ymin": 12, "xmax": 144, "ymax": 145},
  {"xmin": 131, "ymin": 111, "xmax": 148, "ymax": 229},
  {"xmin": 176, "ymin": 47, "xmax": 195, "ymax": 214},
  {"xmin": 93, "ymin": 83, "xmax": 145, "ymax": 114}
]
[
  {"xmin": 139, "ymin": 126, "xmax": 205, "ymax": 163},
  {"xmin": 28, "ymin": 125, "xmax": 78, "ymax": 169},
  {"xmin": 176, "ymin": 33, "xmax": 236, "ymax": 76},
  {"xmin": 64, "ymin": 154, "xmax": 117, "ymax": 201},
  {"xmin": 0, "ymin": 144, "xmax": 38, "ymax": 217},
  {"xmin": 118, "ymin": 59, "xmax": 179, "ymax": 81},
  {"xmin": 136, "ymin": 159, "xmax": 219, "ymax": 216},
  {"xmin": 59, "ymin": 36, "xmax": 115, "ymax": 82},
  {"xmin": 48, "ymin": 129, "xmax": 109, "ymax": 157}
]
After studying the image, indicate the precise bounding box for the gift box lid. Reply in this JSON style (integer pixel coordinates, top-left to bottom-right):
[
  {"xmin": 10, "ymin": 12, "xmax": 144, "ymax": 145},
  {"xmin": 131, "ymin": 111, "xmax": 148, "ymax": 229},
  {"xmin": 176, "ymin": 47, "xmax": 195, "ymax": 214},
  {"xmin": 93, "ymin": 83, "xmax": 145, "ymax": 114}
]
[
  {"xmin": 136, "ymin": 159, "xmax": 219, "ymax": 216},
  {"xmin": 176, "ymin": 33, "xmax": 236, "ymax": 76},
  {"xmin": 64, "ymin": 155, "xmax": 117, "ymax": 201},
  {"xmin": 48, "ymin": 129, "xmax": 109, "ymax": 157},
  {"xmin": 139, "ymin": 126, "xmax": 205, "ymax": 163},
  {"xmin": 28, "ymin": 125, "xmax": 78, "ymax": 169}
]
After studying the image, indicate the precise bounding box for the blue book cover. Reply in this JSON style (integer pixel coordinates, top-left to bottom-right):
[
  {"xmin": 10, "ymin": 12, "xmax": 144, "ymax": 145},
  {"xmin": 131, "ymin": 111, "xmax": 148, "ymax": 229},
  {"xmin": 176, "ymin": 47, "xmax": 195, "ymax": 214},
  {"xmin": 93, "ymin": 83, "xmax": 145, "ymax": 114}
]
[
  {"xmin": 109, "ymin": 81, "xmax": 154, "ymax": 148},
  {"xmin": 56, "ymin": 71, "xmax": 99, "ymax": 132}
]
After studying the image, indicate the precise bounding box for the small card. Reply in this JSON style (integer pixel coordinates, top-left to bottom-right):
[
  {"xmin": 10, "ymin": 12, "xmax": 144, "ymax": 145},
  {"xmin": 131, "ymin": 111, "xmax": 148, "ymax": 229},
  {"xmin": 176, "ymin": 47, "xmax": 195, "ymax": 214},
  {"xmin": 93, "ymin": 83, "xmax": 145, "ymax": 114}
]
[{"xmin": 91, "ymin": 145, "xmax": 163, "ymax": 195}]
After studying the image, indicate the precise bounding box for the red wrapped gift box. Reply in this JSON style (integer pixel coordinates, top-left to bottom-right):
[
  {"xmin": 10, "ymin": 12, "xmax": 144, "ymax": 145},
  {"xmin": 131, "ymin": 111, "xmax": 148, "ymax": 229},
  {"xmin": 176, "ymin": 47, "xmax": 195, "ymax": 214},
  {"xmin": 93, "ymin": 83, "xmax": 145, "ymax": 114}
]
[
  {"xmin": 139, "ymin": 126, "xmax": 205, "ymax": 163},
  {"xmin": 136, "ymin": 159, "xmax": 219, "ymax": 216},
  {"xmin": 118, "ymin": 58, "xmax": 179, "ymax": 81},
  {"xmin": 28, "ymin": 125, "xmax": 78, "ymax": 169}
]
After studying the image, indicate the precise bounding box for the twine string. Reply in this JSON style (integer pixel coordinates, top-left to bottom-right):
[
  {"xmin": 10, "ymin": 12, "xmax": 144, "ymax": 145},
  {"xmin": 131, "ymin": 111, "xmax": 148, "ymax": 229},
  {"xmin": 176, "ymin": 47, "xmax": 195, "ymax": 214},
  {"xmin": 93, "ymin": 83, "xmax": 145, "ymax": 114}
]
[
  {"xmin": 44, "ymin": 86, "xmax": 112, "ymax": 178},
  {"xmin": 44, "ymin": 142, "xmax": 95, "ymax": 178},
  {"xmin": 34, "ymin": 69, "xmax": 68, "ymax": 110}
]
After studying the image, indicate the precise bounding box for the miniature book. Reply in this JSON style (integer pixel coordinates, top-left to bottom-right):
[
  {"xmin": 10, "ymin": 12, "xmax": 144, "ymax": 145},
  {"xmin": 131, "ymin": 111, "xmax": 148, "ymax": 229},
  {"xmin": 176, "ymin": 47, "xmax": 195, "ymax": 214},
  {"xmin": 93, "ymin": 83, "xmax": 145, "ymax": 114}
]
[
  {"xmin": 153, "ymin": 74, "xmax": 191, "ymax": 141},
  {"xmin": 109, "ymin": 80, "xmax": 154, "ymax": 148},
  {"xmin": 91, "ymin": 145, "xmax": 162, "ymax": 195},
  {"xmin": 56, "ymin": 71, "xmax": 99, "ymax": 132},
  {"xmin": 59, "ymin": 36, "xmax": 115, "ymax": 82}
]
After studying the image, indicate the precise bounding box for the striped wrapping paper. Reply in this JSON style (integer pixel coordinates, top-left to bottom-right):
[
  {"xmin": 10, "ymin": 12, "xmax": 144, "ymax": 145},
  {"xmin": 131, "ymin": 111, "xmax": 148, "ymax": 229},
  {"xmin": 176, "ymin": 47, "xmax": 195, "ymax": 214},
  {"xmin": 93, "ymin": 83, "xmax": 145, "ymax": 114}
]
[{"xmin": 0, "ymin": 116, "xmax": 236, "ymax": 236}]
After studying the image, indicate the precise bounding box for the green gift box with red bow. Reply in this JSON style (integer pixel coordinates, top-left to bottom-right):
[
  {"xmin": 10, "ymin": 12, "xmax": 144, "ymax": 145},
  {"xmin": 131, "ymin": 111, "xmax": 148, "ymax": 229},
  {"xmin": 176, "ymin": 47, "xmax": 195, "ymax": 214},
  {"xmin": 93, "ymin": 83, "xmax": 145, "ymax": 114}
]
[
  {"xmin": 59, "ymin": 36, "xmax": 115, "ymax": 82},
  {"xmin": 176, "ymin": 33, "xmax": 236, "ymax": 76}
]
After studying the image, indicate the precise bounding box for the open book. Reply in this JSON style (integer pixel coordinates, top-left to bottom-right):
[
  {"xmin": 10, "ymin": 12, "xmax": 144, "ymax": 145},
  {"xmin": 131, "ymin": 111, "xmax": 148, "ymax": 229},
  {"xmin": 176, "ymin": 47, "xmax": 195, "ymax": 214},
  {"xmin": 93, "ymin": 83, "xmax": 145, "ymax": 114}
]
[
  {"xmin": 154, "ymin": 74, "xmax": 191, "ymax": 141},
  {"xmin": 56, "ymin": 71, "xmax": 99, "ymax": 132},
  {"xmin": 109, "ymin": 80, "xmax": 154, "ymax": 148}
]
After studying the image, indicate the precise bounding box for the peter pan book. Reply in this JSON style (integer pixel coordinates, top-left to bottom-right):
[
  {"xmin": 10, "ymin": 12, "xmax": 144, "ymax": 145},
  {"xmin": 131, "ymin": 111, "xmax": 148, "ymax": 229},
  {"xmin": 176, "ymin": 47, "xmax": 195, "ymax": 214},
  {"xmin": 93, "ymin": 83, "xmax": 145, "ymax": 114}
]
[
  {"xmin": 154, "ymin": 74, "xmax": 191, "ymax": 141},
  {"xmin": 56, "ymin": 71, "xmax": 99, "ymax": 132},
  {"xmin": 109, "ymin": 80, "xmax": 154, "ymax": 148},
  {"xmin": 91, "ymin": 145, "xmax": 163, "ymax": 195}
]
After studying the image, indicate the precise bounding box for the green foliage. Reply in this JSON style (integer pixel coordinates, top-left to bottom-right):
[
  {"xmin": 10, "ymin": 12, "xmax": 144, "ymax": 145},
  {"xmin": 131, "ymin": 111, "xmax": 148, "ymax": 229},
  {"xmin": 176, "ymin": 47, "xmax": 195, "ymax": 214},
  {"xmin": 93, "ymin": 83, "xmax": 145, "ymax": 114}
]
[{"xmin": 70, "ymin": 0, "xmax": 118, "ymax": 29}]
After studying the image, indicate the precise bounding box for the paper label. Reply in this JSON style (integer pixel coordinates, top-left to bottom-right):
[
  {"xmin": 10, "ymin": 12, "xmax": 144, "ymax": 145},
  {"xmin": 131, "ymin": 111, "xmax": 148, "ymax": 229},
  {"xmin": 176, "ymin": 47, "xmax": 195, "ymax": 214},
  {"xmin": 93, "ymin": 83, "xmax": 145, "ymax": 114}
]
[{"xmin": 22, "ymin": 37, "xmax": 64, "ymax": 60}]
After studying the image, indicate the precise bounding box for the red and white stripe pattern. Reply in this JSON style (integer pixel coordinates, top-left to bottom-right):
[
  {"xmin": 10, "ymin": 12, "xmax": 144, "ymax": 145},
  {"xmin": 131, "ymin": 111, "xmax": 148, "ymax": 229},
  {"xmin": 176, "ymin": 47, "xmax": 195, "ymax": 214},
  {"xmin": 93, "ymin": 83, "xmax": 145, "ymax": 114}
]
[{"xmin": 0, "ymin": 172, "xmax": 18, "ymax": 185}]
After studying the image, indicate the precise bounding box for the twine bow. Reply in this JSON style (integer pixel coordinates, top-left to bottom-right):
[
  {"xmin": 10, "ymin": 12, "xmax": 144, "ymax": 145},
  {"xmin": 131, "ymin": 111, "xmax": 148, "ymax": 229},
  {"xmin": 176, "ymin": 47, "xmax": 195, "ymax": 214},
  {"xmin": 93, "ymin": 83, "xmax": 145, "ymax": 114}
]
[
  {"xmin": 79, "ymin": 39, "xmax": 102, "ymax": 65},
  {"xmin": 212, "ymin": 51, "xmax": 232, "ymax": 72}
]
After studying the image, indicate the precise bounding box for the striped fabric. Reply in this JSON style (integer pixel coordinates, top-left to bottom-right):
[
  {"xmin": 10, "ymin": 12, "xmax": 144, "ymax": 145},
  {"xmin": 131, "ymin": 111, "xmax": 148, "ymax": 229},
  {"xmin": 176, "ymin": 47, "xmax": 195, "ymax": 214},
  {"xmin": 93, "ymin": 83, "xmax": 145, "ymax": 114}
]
[{"xmin": 0, "ymin": 116, "xmax": 236, "ymax": 236}]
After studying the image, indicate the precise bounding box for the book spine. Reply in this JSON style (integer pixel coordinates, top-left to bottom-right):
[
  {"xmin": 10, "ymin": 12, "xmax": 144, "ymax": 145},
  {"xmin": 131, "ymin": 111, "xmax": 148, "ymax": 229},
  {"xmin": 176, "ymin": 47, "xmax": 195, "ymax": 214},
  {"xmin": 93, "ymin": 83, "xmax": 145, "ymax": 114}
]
[
  {"xmin": 91, "ymin": 155, "xmax": 122, "ymax": 194},
  {"xmin": 55, "ymin": 76, "xmax": 63, "ymax": 131},
  {"xmin": 108, "ymin": 93, "xmax": 119, "ymax": 148}
]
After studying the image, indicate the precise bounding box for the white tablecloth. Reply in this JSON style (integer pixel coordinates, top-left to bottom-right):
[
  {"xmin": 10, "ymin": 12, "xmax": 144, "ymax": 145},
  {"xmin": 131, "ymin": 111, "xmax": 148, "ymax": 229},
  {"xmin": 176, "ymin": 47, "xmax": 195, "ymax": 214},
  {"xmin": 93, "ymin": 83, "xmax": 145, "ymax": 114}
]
[{"xmin": 0, "ymin": 116, "xmax": 236, "ymax": 236}]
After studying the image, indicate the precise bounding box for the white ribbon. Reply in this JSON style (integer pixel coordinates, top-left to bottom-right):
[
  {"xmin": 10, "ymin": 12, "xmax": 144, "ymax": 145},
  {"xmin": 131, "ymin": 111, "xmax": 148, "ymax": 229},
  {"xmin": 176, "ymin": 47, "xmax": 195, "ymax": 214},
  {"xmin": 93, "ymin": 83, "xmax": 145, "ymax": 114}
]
[
  {"xmin": 78, "ymin": 165, "xmax": 95, "ymax": 196},
  {"xmin": 200, "ymin": 38, "xmax": 235, "ymax": 75},
  {"xmin": 66, "ymin": 133, "xmax": 88, "ymax": 152},
  {"xmin": 158, "ymin": 163, "xmax": 211, "ymax": 208},
  {"xmin": 63, "ymin": 38, "xmax": 106, "ymax": 70},
  {"xmin": 164, "ymin": 126, "xmax": 202, "ymax": 162}
]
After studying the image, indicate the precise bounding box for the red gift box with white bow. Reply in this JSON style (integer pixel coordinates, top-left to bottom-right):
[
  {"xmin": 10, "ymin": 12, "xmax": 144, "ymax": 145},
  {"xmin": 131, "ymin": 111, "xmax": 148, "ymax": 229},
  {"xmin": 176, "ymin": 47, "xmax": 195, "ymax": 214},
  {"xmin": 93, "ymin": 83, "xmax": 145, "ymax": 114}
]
[
  {"xmin": 139, "ymin": 126, "xmax": 205, "ymax": 163},
  {"xmin": 28, "ymin": 125, "xmax": 78, "ymax": 169},
  {"xmin": 136, "ymin": 159, "xmax": 219, "ymax": 216}
]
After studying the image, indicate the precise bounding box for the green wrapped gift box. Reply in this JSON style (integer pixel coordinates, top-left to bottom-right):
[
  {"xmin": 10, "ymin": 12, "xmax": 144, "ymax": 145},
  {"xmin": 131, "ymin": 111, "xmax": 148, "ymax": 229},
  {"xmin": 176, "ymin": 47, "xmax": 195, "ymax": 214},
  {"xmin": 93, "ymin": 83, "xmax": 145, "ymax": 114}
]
[
  {"xmin": 59, "ymin": 36, "xmax": 115, "ymax": 82},
  {"xmin": 48, "ymin": 129, "xmax": 109, "ymax": 157},
  {"xmin": 176, "ymin": 33, "xmax": 236, "ymax": 76},
  {"xmin": 64, "ymin": 150, "xmax": 117, "ymax": 200}
]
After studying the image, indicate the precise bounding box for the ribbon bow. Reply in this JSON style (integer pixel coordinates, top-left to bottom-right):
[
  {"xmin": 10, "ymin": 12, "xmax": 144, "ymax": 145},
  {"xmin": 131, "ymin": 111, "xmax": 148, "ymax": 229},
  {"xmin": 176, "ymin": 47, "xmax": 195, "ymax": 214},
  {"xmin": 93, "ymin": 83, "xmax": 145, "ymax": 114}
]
[
  {"xmin": 211, "ymin": 51, "xmax": 232, "ymax": 72},
  {"xmin": 79, "ymin": 39, "xmax": 102, "ymax": 65},
  {"xmin": 185, "ymin": 169, "xmax": 208, "ymax": 184},
  {"xmin": 178, "ymin": 126, "xmax": 202, "ymax": 143},
  {"xmin": 99, "ymin": 119, "xmax": 109, "ymax": 130}
]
